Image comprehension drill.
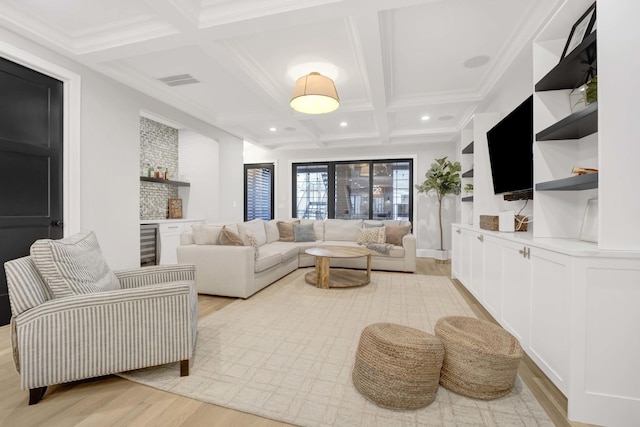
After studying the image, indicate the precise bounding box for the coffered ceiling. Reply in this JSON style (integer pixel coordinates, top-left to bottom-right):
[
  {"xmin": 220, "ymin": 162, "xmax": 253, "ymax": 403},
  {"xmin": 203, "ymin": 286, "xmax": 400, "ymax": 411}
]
[{"xmin": 0, "ymin": 0, "xmax": 561, "ymax": 150}]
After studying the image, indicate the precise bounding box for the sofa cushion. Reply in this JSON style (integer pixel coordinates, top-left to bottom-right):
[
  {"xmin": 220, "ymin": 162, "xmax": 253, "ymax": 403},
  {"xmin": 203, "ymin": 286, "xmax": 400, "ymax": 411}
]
[
  {"xmin": 254, "ymin": 247, "xmax": 283, "ymax": 273},
  {"xmin": 363, "ymin": 221, "xmax": 384, "ymax": 228},
  {"xmin": 238, "ymin": 219, "xmax": 267, "ymax": 246},
  {"xmin": 220, "ymin": 227, "xmax": 244, "ymax": 246},
  {"xmin": 30, "ymin": 230, "xmax": 120, "ymax": 298},
  {"xmin": 192, "ymin": 224, "xmax": 223, "ymax": 245},
  {"xmin": 277, "ymin": 219, "xmax": 300, "ymax": 242},
  {"xmin": 265, "ymin": 220, "xmax": 280, "ymax": 243},
  {"xmin": 293, "ymin": 223, "xmax": 316, "ymax": 242},
  {"xmin": 385, "ymin": 225, "xmax": 412, "ymax": 246},
  {"xmin": 324, "ymin": 219, "xmax": 363, "ymax": 241},
  {"xmin": 357, "ymin": 226, "xmax": 386, "ymax": 244}
]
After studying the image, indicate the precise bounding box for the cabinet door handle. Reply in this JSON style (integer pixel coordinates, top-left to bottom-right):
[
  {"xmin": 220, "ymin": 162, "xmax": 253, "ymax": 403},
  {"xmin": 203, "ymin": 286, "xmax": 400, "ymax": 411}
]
[
  {"xmin": 519, "ymin": 247, "xmax": 531, "ymax": 258},
  {"xmin": 168, "ymin": 226, "xmax": 179, "ymax": 229},
  {"xmin": 456, "ymin": 229, "xmax": 461, "ymax": 234},
  {"xmin": 477, "ymin": 235, "xmax": 483, "ymax": 242}
]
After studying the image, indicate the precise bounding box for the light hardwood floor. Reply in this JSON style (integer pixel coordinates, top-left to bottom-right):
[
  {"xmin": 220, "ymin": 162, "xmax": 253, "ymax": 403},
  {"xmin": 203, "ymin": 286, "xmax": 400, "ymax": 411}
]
[{"xmin": 0, "ymin": 259, "xmax": 594, "ymax": 427}]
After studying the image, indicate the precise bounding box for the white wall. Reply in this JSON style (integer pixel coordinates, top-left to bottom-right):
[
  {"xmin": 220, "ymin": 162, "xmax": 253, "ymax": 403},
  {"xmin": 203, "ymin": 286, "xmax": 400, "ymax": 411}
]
[
  {"xmin": 599, "ymin": 1, "xmax": 640, "ymax": 250},
  {"xmin": 244, "ymin": 141, "xmax": 458, "ymax": 252},
  {"xmin": 0, "ymin": 28, "xmax": 243, "ymax": 269},
  {"xmin": 178, "ymin": 130, "xmax": 219, "ymax": 222},
  {"xmin": 474, "ymin": 41, "xmax": 536, "ymax": 223}
]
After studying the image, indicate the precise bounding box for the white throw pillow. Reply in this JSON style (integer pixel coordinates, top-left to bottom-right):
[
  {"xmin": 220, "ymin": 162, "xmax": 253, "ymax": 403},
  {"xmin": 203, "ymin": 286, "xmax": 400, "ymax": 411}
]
[{"xmin": 30, "ymin": 231, "xmax": 120, "ymax": 298}]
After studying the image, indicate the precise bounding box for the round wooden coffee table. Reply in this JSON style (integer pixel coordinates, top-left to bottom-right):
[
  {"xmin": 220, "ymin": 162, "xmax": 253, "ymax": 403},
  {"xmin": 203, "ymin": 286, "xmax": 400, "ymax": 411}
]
[{"xmin": 304, "ymin": 246, "xmax": 372, "ymax": 289}]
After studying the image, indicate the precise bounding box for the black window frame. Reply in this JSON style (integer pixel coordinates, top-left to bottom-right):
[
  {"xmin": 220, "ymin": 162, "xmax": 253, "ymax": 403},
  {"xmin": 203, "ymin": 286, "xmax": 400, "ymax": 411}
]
[
  {"xmin": 244, "ymin": 163, "xmax": 275, "ymax": 221},
  {"xmin": 292, "ymin": 158, "xmax": 413, "ymax": 222}
]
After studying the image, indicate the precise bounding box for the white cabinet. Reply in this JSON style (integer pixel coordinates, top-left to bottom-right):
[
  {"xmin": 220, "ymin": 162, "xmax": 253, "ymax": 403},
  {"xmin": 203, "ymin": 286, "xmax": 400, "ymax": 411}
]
[
  {"xmin": 159, "ymin": 220, "xmax": 203, "ymax": 264},
  {"xmin": 469, "ymin": 231, "xmax": 484, "ymax": 300},
  {"xmin": 451, "ymin": 223, "xmax": 640, "ymax": 424},
  {"xmin": 499, "ymin": 239, "xmax": 532, "ymax": 346},
  {"xmin": 451, "ymin": 225, "xmax": 569, "ymax": 391},
  {"xmin": 481, "ymin": 235, "xmax": 502, "ymax": 319},
  {"xmin": 451, "ymin": 225, "xmax": 462, "ymax": 280},
  {"xmin": 529, "ymin": 247, "xmax": 570, "ymax": 394}
]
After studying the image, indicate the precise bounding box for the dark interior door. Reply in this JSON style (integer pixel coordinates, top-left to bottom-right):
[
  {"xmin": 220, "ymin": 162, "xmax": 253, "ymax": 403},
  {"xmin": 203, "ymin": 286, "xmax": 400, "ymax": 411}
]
[{"xmin": 0, "ymin": 57, "xmax": 63, "ymax": 326}]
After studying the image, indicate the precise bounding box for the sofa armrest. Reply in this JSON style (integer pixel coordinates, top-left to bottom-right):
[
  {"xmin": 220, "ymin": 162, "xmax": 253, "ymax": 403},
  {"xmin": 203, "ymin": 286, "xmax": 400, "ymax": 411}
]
[
  {"xmin": 177, "ymin": 244, "xmax": 255, "ymax": 297},
  {"xmin": 115, "ymin": 264, "xmax": 196, "ymax": 289},
  {"xmin": 402, "ymin": 233, "xmax": 417, "ymax": 272},
  {"xmin": 14, "ymin": 282, "xmax": 197, "ymax": 389}
]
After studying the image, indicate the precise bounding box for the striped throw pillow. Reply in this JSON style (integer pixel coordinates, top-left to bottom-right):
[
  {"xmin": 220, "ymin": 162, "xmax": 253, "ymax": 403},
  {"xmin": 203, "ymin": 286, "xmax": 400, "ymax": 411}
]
[{"xmin": 30, "ymin": 231, "xmax": 120, "ymax": 298}]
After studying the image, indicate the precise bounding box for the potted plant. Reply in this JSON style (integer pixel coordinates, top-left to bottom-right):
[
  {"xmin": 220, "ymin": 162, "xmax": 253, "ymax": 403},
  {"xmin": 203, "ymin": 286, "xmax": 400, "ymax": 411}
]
[
  {"xmin": 415, "ymin": 157, "xmax": 461, "ymax": 256},
  {"xmin": 464, "ymin": 183, "xmax": 474, "ymax": 195}
]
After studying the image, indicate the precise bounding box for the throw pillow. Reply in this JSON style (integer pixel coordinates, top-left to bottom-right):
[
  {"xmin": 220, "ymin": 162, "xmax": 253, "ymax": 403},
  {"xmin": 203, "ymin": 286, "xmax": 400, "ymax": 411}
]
[
  {"xmin": 293, "ymin": 223, "xmax": 315, "ymax": 242},
  {"xmin": 357, "ymin": 226, "xmax": 386, "ymax": 245},
  {"xmin": 385, "ymin": 225, "xmax": 411, "ymax": 246},
  {"xmin": 277, "ymin": 220, "xmax": 300, "ymax": 242},
  {"xmin": 30, "ymin": 230, "xmax": 120, "ymax": 298},
  {"xmin": 219, "ymin": 227, "xmax": 244, "ymax": 246},
  {"xmin": 244, "ymin": 231, "xmax": 260, "ymax": 260},
  {"xmin": 192, "ymin": 224, "xmax": 223, "ymax": 245}
]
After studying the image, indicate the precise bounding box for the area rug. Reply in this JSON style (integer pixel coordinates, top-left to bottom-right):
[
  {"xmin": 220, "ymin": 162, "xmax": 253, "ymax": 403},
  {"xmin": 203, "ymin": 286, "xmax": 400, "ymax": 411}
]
[{"xmin": 119, "ymin": 269, "xmax": 552, "ymax": 426}]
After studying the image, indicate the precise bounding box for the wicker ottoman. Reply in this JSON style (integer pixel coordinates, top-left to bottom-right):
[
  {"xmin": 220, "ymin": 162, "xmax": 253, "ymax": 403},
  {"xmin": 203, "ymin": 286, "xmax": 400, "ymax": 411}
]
[
  {"xmin": 434, "ymin": 316, "xmax": 523, "ymax": 400},
  {"xmin": 352, "ymin": 322, "xmax": 444, "ymax": 409}
]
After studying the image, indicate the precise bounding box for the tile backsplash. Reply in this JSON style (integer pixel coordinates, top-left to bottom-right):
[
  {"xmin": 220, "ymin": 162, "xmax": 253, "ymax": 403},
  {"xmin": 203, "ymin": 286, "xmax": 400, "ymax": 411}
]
[{"xmin": 140, "ymin": 117, "xmax": 179, "ymax": 220}]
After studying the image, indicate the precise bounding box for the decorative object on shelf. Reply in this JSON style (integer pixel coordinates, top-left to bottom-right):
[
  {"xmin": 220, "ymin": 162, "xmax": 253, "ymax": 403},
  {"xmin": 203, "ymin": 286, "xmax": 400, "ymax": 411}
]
[
  {"xmin": 480, "ymin": 215, "xmax": 499, "ymax": 231},
  {"xmin": 164, "ymin": 167, "xmax": 170, "ymax": 180},
  {"xmin": 464, "ymin": 183, "xmax": 474, "ymax": 196},
  {"xmin": 579, "ymin": 198, "xmax": 598, "ymax": 242},
  {"xmin": 585, "ymin": 75, "xmax": 597, "ymax": 103},
  {"xmin": 569, "ymin": 84, "xmax": 588, "ymax": 113},
  {"xmin": 569, "ymin": 67, "xmax": 597, "ymax": 113},
  {"xmin": 572, "ymin": 166, "xmax": 598, "ymax": 175},
  {"xmin": 561, "ymin": 2, "xmax": 596, "ymax": 60},
  {"xmin": 168, "ymin": 198, "xmax": 183, "ymax": 219},
  {"xmin": 154, "ymin": 167, "xmax": 161, "ymax": 179},
  {"xmin": 290, "ymin": 72, "xmax": 339, "ymax": 114},
  {"xmin": 415, "ymin": 157, "xmax": 461, "ymax": 252}
]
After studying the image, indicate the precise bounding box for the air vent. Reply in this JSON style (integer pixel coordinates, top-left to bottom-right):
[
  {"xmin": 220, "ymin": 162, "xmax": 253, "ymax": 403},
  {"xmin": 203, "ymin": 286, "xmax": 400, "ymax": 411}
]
[{"xmin": 157, "ymin": 74, "xmax": 200, "ymax": 87}]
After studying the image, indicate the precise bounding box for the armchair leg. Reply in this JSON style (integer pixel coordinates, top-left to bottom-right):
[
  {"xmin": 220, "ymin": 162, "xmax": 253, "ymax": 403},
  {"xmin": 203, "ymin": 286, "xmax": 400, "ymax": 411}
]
[
  {"xmin": 180, "ymin": 360, "xmax": 189, "ymax": 377},
  {"xmin": 29, "ymin": 386, "xmax": 47, "ymax": 405}
]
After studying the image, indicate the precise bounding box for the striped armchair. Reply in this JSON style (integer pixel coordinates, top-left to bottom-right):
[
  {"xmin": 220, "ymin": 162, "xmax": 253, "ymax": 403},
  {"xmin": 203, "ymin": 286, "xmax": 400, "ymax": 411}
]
[{"xmin": 4, "ymin": 255, "xmax": 198, "ymax": 405}]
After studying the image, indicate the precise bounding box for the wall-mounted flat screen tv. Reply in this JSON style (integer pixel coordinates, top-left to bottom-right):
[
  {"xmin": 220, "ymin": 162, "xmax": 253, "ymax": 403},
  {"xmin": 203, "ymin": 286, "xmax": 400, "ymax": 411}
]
[{"xmin": 486, "ymin": 95, "xmax": 533, "ymax": 195}]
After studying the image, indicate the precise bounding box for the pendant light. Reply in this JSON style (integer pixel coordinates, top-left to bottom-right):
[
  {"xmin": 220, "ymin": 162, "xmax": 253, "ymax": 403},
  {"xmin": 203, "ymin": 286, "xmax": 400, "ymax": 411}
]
[{"xmin": 290, "ymin": 72, "xmax": 339, "ymax": 114}]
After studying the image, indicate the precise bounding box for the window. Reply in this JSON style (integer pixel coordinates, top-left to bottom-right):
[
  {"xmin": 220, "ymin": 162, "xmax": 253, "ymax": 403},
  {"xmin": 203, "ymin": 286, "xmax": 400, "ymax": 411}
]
[
  {"xmin": 245, "ymin": 163, "xmax": 274, "ymax": 221},
  {"xmin": 293, "ymin": 159, "xmax": 412, "ymax": 222},
  {"xmin": 294, "ymin": 163, "xmax": 329, "ymax": 219}
]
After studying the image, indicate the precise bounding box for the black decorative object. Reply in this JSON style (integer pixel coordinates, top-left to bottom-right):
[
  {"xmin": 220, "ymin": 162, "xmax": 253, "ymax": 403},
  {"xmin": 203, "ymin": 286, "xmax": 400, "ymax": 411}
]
[{"xmin": 561, "ymin": 2, "xmax": 596, "ymax": 60}]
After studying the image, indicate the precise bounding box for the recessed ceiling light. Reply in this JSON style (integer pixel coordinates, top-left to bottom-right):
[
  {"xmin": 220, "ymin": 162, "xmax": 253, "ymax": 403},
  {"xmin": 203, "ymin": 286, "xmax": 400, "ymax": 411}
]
[
  {"xmin": 269, "ymin": 127, "xmax": 277, "ymax": 132},
  {"xmin": 421, "ymin": 115, "xmax": 430, "ymax": 121},
  {"xmin": 439, "ymin": 115, "xmax": 454, "ymax": 121},
  {"xmin": 463, "ymin": 55, "xmax": 490, "ymax": 68},
  {"xmin": 340, "ymin": 121, "xmax": 348, "ymax": 127},
  {"xmin": 284, "ymin": 126, "xmax": 296, "ymax": 132}
]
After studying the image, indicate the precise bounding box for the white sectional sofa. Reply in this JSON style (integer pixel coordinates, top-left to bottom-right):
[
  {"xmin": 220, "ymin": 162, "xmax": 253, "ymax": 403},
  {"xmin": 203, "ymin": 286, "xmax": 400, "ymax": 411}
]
[{"xmin": 177, "ymin": 218, "xmax": 416, "ymax": 298}]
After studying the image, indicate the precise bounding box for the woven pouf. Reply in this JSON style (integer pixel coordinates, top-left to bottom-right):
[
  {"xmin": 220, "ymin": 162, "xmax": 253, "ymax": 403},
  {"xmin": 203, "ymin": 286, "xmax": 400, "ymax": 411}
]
[
  {"xmin": 434, "ymin": 316, "xmax": 523, "ymax": 400},
  {"xmin": 352, "ymin": 322, "xmax": 444, "ymax": 409}
]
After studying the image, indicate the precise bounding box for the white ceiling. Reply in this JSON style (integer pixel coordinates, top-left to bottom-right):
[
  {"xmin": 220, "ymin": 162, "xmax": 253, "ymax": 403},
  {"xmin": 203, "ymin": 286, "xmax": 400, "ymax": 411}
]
[{"xmin": 0, "ymin": 0, "xmax": 561, "ymax": 150}]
